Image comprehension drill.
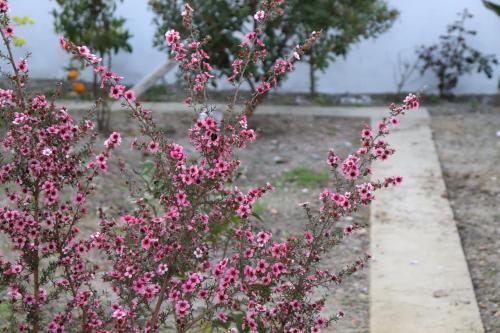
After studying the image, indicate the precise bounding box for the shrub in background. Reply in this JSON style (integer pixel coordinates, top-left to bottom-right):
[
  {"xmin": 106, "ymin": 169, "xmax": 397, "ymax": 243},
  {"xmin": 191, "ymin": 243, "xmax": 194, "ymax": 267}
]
[
  {"xmin": 149, "ymin": 0, "xmax": 398, "ymax": 100},
  {"xmin": 416, "ymin": 9, "xmax": 497, "ymax": 99},
  {"xmin": 52, "ymin": 0, "xmax": 132, "ymax": 133},
  {"xmin": 483, "ymin": 0, "xmax": 500, "ymax": 90},
  {"xmin": 0, "ymin": 0, "xmax": 419, "ymax": 331}
]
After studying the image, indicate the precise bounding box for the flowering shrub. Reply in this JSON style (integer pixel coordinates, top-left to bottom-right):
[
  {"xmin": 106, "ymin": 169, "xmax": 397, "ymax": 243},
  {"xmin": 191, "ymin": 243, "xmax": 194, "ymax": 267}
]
[
  {"xmin": 0, "ymin": 0, "xmax": 420, "ymax": 332},
  {"xmin": 0, "ymin": 3, "xmax": 112, "ymax": 331}
]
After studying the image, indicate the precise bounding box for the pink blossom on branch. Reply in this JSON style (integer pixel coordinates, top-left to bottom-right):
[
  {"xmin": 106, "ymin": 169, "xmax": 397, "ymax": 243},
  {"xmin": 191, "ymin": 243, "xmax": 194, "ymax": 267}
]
[{"xmin": 16, "ymin": 58, "xmax": 28, "ymax": 72}]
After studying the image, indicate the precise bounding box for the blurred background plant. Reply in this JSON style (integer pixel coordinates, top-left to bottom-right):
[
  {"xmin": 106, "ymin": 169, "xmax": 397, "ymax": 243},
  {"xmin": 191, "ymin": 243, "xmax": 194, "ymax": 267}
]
[
  {"xmin": 416, "ymin": 9, "xmax": 497, "ymax": 99},
  {"xmin": 483, "ymin": 0, "xmax": 500, "ymax": 90},
  {"xmin": 149, "ymin": 0, "xmax": 398, "ymax": 100},
  {"xmin": 52, "ymin": 0, "xmax": 132, "ymax": 133},
  {"xmin": 274, "ymin": 0, "xmax": 399, "ymax": 97}
]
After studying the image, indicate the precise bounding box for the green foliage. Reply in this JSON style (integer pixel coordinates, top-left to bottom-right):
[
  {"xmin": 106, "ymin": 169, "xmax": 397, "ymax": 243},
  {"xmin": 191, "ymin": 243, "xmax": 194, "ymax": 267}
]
[
  {"xmin": 12, "ymin": 15, "xmax": 35, "ymax": 25},
  {"xmin": 252, "ymin": 200, "xmax": 267, "ymax": 216},
  {"xmin": 484, "ymin": 0, "xmax": 500, "ymax": 16},
  {"xmin": 275, "ymin": 166, "xmax": 330, "ymax": 188},
  {"xmin": 8, "ymin": 16, "xmax": 33, "ymax": 47},
  {"xmin": 0, "ymin": 302, "xmax": 11, "ymax": 327},
  {"xmin": 416, "ymin": 9, "xmax": 498, "ymax": 98},
  {"xmin": 12, "ymin": 36, "xmax": 26, "ymax": 47},
  {"xmin": 275, "ymin": 0, "xmax": 398, "ymax": 70},
  {"xmin": 149, "ymin": 0, "xmax": 252, "ymax": 83},
  {"xmin": 280, "ymin": 0, "xmax": 398, "ymax": 95},
  {"xmin": 52, "ymin": 0, "xmax": 132, "ymax": 57},
  {"xmin": 149, "ymin": 0, "xmax": 397, "ymax": 95}
]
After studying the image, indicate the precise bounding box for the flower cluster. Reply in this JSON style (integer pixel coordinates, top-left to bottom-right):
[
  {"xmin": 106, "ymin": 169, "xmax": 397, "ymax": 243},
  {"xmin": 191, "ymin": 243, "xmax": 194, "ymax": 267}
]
[
  {"xmin": 0, "ymin": 1, "xmax": 419, "ymax": 332},
  {"xmin": 0, "ymin": 74, "xmax": 105, "ymax": 332}
]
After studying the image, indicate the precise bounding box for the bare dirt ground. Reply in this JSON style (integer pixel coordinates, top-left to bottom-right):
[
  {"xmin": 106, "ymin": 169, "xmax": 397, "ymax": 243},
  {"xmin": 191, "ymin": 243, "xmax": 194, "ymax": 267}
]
[
  {"xmin": 429, "ymin": 104, "xmax": 500, "ymax": 333},
  {"xmin": 81, "ymin": 111, "xmax": 371, "ymax": 332}
]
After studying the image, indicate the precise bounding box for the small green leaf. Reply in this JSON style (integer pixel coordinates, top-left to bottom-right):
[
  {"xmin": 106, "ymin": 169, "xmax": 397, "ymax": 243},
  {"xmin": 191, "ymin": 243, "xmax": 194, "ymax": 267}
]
[
  {"xmin": 12, "ymin": 15, "xmax": 35, "ymax": 25},
  {"xmin": 12, "ymin": 36, "xmax": 27, "ymax": 47}
]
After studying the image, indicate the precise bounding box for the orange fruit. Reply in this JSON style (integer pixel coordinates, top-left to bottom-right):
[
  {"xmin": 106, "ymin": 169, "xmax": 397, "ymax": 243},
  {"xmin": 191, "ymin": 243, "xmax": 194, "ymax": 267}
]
[
  {"xmin": 73, "ymin": 82, "xmax": 86, "ymax": 94},
  {"xmin": 67, "ymin": 68, "xmax": 79, "ymax": 80}
]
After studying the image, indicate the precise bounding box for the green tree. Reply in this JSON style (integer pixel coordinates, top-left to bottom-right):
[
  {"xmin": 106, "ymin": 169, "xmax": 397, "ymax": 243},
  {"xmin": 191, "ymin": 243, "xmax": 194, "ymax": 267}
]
[
  {"xmin": 282, "ymin": 0, "xmax": 399, "ymax": 96},
  {"xmin": 149, "ymin": 0, "xmax": 253, "ymax": 87},
  {"xmin": 149, "ymin": 0, "xmax": 398, "ymax": 97},
  {"xmin": 52, "ymin": 0, "xmax": 132, "ymax": 133}
]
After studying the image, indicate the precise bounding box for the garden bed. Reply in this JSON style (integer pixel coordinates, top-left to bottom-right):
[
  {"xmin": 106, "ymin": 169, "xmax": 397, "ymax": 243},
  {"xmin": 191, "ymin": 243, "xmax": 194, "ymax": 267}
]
[
  {"xmin": 83, "ymin": 111, "xmax": 370, "ymax": 332},
  {"xmin": 430, "ymin": 104, "xmax": 500, "ymax": 333}
]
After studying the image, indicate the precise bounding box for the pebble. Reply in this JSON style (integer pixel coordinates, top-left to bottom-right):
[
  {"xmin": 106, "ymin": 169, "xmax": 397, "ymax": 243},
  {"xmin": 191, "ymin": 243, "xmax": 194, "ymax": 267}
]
[
  {"xmin": 433, "ymin": 290, "xmax": 448, "ymax": 298},
  {"xmin": 273, "ymin": 156, "xmax": 287, "ymax": 164}
]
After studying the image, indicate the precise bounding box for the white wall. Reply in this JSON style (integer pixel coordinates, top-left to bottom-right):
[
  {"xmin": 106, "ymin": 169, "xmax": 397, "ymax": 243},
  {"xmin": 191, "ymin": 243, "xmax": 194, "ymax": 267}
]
[{"xmin": 7, "ymin": 0, "xmax": 500, "ymax": 94}]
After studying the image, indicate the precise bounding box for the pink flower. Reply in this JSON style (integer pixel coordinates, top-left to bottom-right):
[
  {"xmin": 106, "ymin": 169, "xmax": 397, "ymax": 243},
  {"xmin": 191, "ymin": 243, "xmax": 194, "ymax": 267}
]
[
  {"xmin": 23, "ymin": 294, "xmax": 36, "ymax": 305},
  {"xmin": 141, "ymin": 236, "xmax": 155, "ymax": 250},
  {"xmin": 390, "ymin": 116, "xmax": 400, "ymax": 127},
  {"xmin": 256, "ymin": 231, "xmax": 271, "ymax": 244},
  {"xmin": 254, "ymin": 10, "xmax": 265, "ymax": 21},
  {"xmin": 157, "ymin": 263, "xmax": 169, "ymax": 275},
  {"xmin": 0, "ymin": 0, "xmax": 8, "ymax": 13},
  {"xmin": 175, "ymin": 300, "xmax": 191, "ymax": 317},
  {"xmin": 2, "ymin": 25, "xmax": 14, "ymax": 38},
  {"xmin": 17, "ymin": 59, "xmax": 28, "ymax": 73},
  {"xmin": 341, "ymin": 155, "xmax": 360, "ymax": 180},
  {"xmin": 361, "ymin": 126, "xmax": 372, "ymax": 139},
  {"xmin": 404, "ymin": 93, "xmax": 420, "ymax": 109},
  {"xmin": 147, "ymin": 141, "xmax": 159, "ymax": 153},
  {"xmin": 74, "ymin": 192, "xmax": 85, "ymax": 206},
  {"xmin": 112, "ymin": 308, "xmax": 127, "ymax": 320},
  {"xmin": 165, "ymin": 29, "xmax": 181, "ymax": 45},
  {"xmin": 272, "ymin": 262, "xmax": 285, "ymax": 277},
  {"xmin": 109, "ymin": 85, "xmax": 125, "ymax": 99},
  {"xmin": 256, "ymin": 259, "xmax": 269, "ymax": 273},
  {"xmin": 58, "ymin": 36, "xmax": 68, "ymax": 49},
  {"xmin": 104, "ymin": 131, "xmax": 122, "ymax": 149},
  {"xmin": 124, "ymin": 90, "xmax": 136, "ymax": 103},
  {"xmin": 236, "ymin": 204, "xmax": 251, "ymax": 218},
  {"xmin": 217, "ymin": 311, "xmax": 228, "ymax": 323},
  {"xmin": 169, "ymin": 143, "xmax": 185, "ymax": 161},
  {"xmin": 176, "ymin": 190, "xmax": 190, "ymax": 207},
  {"xmin": 327, "ymin": 149, "xmax": 339, "ymax": 167},
  {"xmin": 304, "ymin": 230, "xmax": 314, "ymax": 244},
  {"xmin": 77, "ymin": 46, "xmax": 90, "ymax": 57}
]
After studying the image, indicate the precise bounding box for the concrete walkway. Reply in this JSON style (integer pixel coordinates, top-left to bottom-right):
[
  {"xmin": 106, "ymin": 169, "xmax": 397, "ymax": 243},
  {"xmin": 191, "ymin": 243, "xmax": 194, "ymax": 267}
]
[
  {"xmin": 368, "ymin": 108, "xmax": 484, "ymax": 333},
  {"xmin": 63, "ymin": 101, "xmax": 483, "ymax": 332}
]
